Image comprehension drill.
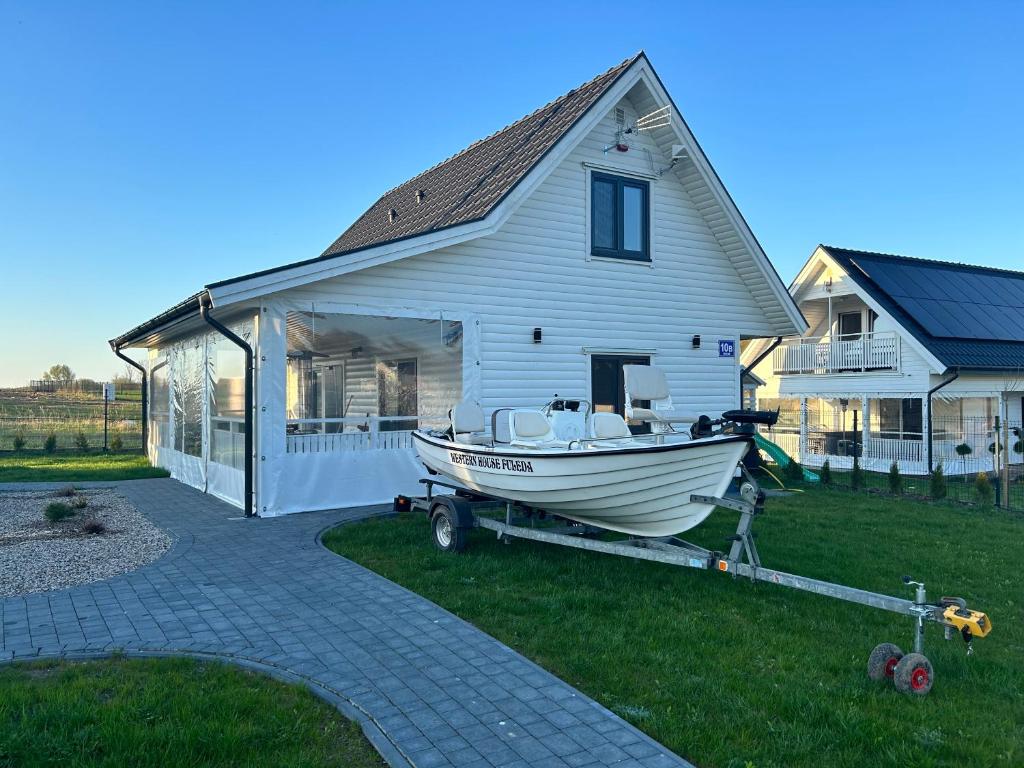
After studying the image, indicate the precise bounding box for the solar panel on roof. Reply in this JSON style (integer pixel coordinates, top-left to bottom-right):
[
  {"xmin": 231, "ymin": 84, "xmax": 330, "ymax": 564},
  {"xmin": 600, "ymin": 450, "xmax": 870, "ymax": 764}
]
[{"xmin": 849, "ymin": 253, "xmax": 1024, "ymax": 343}]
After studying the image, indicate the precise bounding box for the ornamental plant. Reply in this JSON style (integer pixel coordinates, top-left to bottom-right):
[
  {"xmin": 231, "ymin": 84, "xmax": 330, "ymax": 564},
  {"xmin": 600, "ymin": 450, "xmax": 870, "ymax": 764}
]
[
  {"xmin": 974, "ymin": 472, "xmax": 994, "ymax": 506},
  {"xmin": 930, "ymin": 463, "xmax": 947, "ymax": 500},
  {"xmin": 888, "ymin": 461, "xmax": 903, "ymax": 496},
  {"xmin": 819, "ymin": 459, "xmax": 832, "ymax": 487},
  {"xmin": 851, "ymin": 455, "xmax": 864, "ymax": 491}
]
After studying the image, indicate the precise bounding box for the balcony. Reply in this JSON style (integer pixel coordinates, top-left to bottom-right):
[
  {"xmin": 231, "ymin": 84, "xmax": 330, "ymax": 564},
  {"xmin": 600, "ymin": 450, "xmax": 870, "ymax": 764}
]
[{"xmin": 772, "ymin": 332, "xmax": 900, "ymax": 375}]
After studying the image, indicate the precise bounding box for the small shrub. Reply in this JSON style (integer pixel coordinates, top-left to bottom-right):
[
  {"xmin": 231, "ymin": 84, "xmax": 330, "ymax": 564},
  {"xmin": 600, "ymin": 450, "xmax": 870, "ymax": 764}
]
[
  {"xmin": 82, "ymin": 519, "xmax": 106, "ymax": 535},
  {"xmin": 54, "ymin": 484, "xmax": 77, "ymax": 497},
  {"xmin": 955, "ymin": 443, "xmax": 972, "ymax": 457},
  {"xmin": 930, "ymin": 463, "xmax": 947, "ymax": 500},
  {"xmin": 819, "ymin": 459, "xmax": 832, "ymax": 487},
  {"xmin": 43, "ymin": 432, "xmax": 58, "ymax": 453},
  {"xmin": 782, "ymin": 458, "xmax": 804, "ymax": 486},
  {"xmin": 851, "ymin": 455, "xmax": 864, "ymax": 491},
  {"xmin": 974, "ymin": 472, "xmax": 994, "ymax": 505},
  {"xmin": 888, "ymin": 461, "xmax": 903, "ymax": 495},
  {"xmin": 74, "ymin": 431, "xmax": 89, "ymax": 452},
  {"xmin": 12, "ymin": 431, "xmax": 26, "ymax": 451},
  {"xmin": 110, "ymin": 434, "xmax": 123, "ymax": 451},
  {"xmin": 44, "ymin": 502, "xmax": 75, "ymax": 522},
  {"xmin": 71, "ymin": 495, "xmax": 88, "ymax": 509}
]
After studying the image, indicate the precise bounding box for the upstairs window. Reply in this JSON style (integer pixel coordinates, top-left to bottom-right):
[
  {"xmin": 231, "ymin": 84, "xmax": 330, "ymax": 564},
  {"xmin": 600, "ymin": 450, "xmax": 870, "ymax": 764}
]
[{"xmin": 591, "ymin": 172, "xmax": 649, "ymax": 261}]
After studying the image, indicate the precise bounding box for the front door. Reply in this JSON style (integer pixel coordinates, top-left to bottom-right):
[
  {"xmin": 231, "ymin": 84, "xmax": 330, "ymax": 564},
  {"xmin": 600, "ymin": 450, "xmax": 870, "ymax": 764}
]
[{"xmin": 590, "ymin": 354, "xmax": 651, "ymax": 434}]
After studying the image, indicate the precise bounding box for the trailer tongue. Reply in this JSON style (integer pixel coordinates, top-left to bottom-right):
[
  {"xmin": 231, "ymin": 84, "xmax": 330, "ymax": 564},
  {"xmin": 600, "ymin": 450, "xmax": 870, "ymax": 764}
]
[{"xmin": 397, "ymin": 470, "xmax": 992, "ymax": 697}]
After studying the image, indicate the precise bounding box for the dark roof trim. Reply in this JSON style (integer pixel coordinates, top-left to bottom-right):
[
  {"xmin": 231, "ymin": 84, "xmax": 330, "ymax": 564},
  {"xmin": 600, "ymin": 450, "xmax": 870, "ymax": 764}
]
[
  {"xmin": 108, "ymin": 292, "xmax": 205, "ymax": 349},
  {"xmin": 206, "ymin": 54, "xmax": 642, "ymax": 292}
]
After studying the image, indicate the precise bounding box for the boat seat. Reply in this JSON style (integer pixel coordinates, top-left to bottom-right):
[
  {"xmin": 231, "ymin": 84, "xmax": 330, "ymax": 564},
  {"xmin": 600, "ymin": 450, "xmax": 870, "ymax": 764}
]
[
  {"xmin": 508, "ymin": 409, "xmax": 566, "ymax": 447},
  {"xmin": 450, "ymin": 401, "xmax": 490, "ymax": 445},
  {"xmin": 589, "ymin": 412, "xmax": 632, "ymax": 439},
  {"xmin": 623, "ymin": 365, "xmax": 699, "ymax": 425}
]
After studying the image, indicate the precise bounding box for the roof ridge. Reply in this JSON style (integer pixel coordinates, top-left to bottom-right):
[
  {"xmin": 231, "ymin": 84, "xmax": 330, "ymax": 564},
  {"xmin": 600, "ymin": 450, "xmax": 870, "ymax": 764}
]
[{"xmin": 821, "ymin": 244, "xmax": 1024, "ymax": 279}]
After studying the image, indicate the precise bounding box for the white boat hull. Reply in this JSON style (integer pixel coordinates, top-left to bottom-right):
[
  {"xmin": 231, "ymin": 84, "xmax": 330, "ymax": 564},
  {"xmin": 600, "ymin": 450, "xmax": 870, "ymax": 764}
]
[{"xmin": 412, "ymin": 432, "xmax": 749, "ymax": 537}]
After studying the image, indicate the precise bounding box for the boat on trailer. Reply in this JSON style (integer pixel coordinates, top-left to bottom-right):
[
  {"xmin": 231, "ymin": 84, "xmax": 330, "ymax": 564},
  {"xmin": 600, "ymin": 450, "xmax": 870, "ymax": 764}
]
[
  {"xmin": 412, "ymin": 396, "xmax": 761, "ymax": 537},
  {"xmin": 401, "ymin": 365, "xmax": 993, "ymax": 695}
]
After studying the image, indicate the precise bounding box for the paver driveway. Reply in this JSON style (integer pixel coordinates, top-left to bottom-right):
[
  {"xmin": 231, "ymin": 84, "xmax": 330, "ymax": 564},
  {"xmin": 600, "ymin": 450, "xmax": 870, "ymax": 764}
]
[{"xmin": 0, "ymin": 478, "xmax": 694, "ymax": 768}]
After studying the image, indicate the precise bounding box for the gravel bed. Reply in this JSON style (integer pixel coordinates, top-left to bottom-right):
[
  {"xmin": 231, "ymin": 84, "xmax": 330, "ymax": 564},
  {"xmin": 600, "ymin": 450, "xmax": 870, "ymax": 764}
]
[{"xmin": 0, "ymin": 488, "xmax": 172, "ymax": 597}]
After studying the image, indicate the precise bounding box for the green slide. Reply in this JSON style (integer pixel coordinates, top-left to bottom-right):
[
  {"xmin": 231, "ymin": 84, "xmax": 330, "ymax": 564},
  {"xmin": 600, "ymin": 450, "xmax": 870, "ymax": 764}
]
[{"xmin": 753, "ymin": 433, "xmax": 820, "ymax": 482}]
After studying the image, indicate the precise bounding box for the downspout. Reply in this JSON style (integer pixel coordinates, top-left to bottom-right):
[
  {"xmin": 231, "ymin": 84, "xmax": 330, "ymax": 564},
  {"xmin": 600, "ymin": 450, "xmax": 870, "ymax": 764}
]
[
  {"xmin": 200, "ymin": 295, "xmax": 255, "ymax": 518},
  {"xmin": 110, "ymin": 343, "xmax": 147, "ymax": 451},
  {"xmin": 926, "ymin": 368, "xmax": 959, "ymax": 473},
  {"xmin": 739, "ymin": 336, "xmax": 784, "ymax": 407}
]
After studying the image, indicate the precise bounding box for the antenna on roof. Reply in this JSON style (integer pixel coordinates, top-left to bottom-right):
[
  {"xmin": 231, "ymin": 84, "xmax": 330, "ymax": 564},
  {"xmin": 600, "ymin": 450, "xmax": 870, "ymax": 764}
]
[
  {"xmin": 603, "ymin": 105, "xmax": 673, "ymax": 154},
  {"xmin": 629, "ymin": 105, "xmax": 672, "ymax": 133}
]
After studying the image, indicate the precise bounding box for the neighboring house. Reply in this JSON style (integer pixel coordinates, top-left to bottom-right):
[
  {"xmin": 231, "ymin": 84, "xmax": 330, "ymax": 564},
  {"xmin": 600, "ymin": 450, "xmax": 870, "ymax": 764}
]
[
  {"xmin": 745, "ymin": 245, "xmax": 1024, "ymax": 475},
  {"xmin": 110, "ymin": 52, "xmax": 804, "ymax": 515}
]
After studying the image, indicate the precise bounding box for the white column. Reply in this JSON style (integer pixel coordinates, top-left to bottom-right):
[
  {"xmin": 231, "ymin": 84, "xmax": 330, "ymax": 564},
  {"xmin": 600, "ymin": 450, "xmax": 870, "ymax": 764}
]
[
  {"xmin": 799, "ymin": 397, "xmax": 808, "ymax": 462},
  {"xmin": 861, "ymin": 396, "xmax": 870, "ymax": 465}
]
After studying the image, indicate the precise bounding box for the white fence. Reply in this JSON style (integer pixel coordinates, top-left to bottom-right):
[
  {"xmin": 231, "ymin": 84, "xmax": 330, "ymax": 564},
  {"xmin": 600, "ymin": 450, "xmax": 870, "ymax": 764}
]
[{"xmin": 773, "ymin": 332, "xmax": 899, "ymax": 375}]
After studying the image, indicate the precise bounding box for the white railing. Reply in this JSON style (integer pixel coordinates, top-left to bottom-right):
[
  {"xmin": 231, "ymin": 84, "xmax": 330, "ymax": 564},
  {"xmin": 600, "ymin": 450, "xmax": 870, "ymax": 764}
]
[
  {"xmin": 285, "ymin": 416, "xmax": 422, "ymax": 454},
  {"xmin": 773, "ymin": 332, "xmax": 899, "ymax": 375},
  {"xmin": 865, "ymin": 436, "xmax": 923, "ymax": 463}
]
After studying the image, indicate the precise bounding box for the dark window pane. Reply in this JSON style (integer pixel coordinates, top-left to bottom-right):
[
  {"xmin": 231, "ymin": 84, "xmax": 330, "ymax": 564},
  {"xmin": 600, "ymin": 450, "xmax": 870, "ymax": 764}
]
[
  {"xmin": 592, "ymin": 179, "xmax": 616, "ymax": 250},
  {"xmin": 623, "ymin": 185, "xmax": 644, "ymax": 252},
  {"xmin": 902, "ymin": 398, "xmax": 923, "ymax": 437}
]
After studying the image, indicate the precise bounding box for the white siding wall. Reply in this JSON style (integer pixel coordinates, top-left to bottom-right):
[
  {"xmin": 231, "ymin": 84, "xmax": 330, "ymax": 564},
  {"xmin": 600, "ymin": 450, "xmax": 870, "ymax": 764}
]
[{"xmin": 276, "ymin": 96, "xmax": 773, "ymax": 418}]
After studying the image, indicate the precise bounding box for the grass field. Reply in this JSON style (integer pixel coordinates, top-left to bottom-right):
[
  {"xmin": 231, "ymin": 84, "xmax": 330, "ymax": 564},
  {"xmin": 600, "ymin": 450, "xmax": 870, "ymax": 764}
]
[
  {"xmin": 0, "ymin": 389, "xmax": 143, "ymax": 451},
  {"xmin": 324, "ymin": 489, "xmax": 1023, "ymax": 768},
  {"xmin": 0, "ymin": 453, "xmax": 169, "ymax": 482},
  {"xmin": 0, "ymin": 657, "xmax": 385, "ymax": 767}
]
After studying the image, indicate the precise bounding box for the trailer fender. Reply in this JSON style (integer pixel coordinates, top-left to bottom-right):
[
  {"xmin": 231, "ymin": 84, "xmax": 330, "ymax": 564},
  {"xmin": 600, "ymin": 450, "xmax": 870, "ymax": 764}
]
[{"xmin": 429, "ymin": 496, "xmax": 475, "ymax": 530}]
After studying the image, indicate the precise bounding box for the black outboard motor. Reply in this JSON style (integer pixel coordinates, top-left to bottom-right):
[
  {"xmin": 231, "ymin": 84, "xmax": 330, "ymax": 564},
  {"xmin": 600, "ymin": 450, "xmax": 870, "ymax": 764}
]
[
  {"xmin": 720, "ymin": 409, "xmax": 780, "ymax": 469},
  {"xmin": 721, "ymin": 409, "xmax": 780, "ymax": 427}
]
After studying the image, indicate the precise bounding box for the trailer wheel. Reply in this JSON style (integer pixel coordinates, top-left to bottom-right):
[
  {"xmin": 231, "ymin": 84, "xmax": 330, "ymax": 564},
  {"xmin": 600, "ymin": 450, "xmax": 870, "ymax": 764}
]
[
  {"xmin": 893, "ymin": 653, "xmax": 934, "ymax": 695},
  {"xmin": 430, "ymin": 504, "xmax": 467, "ymax": 553},
  {"xmin": 867, "ymin": 642, "xmax": 904, "ymax": 681}
]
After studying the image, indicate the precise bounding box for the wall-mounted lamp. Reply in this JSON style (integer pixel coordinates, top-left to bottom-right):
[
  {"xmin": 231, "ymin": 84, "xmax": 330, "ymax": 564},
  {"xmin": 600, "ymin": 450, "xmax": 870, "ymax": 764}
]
[
  {"xmin": 533, "ymin": 328, "xmax": 543, "ymax": 344},
  {"xmin": 691, "ymin": 334, "xmax": 701, "ymax": 349}
]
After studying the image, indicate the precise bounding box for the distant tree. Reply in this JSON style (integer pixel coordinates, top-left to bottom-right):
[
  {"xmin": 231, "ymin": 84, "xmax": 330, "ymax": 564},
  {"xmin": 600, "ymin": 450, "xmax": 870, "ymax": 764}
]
[
  {"xmin": 42, "ymin": 364, "xmax": 75, "ymax": 385},
  {"xmin": 116, "ymin": 361, "xmax": 140, "ymax": 385}
]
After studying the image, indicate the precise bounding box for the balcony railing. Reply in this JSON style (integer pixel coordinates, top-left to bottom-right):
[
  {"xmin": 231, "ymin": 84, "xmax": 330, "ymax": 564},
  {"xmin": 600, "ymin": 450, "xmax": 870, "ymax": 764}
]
[{"xmin": 772, "ymin": 332, "xmax": 899, "ymax": 375}]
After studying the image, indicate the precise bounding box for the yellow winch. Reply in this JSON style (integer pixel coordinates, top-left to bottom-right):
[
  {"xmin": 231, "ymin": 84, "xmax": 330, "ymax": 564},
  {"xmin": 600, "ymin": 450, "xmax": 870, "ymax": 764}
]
[{"xmin": 943, "ymin": 604, "xmax": 992, "ymax": 638}]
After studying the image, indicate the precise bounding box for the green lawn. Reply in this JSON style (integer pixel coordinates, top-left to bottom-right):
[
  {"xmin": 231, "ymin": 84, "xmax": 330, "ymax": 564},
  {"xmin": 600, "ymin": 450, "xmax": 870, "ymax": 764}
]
[
  {"xmin": 0, "ymin": 657, "xmax": 385, "ymax": 768},
  {"xmin": 0, "ymin": 452, "xmax": 169, "ymax": 482},
  {"xmin": 324, "ymin": 489, "xmax": 1023, "ymax": 768}
]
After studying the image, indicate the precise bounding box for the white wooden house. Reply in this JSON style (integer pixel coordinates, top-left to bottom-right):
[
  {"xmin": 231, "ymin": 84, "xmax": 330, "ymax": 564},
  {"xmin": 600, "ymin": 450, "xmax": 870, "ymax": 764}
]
[
  {"xmin": 745, "ymin": 245, "xmax": 1024, "ymax": 476},
  {"xmin": 110, "ymin": 53, "xmax": 804, "ymax": 515}
]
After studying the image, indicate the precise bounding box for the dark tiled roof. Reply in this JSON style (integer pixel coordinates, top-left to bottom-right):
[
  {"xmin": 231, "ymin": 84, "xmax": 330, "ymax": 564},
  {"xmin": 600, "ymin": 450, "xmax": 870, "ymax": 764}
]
[
  {"xmin": 320, "ymin": 54, "xmax": 641, "ymax": 258},
  {"xmin": 822, "ymin": 245, "xmax": 1024, "ymax": 371}
]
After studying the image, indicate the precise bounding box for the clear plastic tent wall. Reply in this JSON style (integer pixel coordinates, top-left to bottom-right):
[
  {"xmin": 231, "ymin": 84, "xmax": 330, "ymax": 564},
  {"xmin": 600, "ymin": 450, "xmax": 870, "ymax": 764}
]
[
  {"xmin": 146, "ymin": 318, "xmax": 254, "ymax": 507},
  {"xmin": 284, "ymin": 311, "xmax": 462, "ymax": 433},
  {"xmin": 269, "ymin": 310, "xmax": 466, "ymax": 514}
]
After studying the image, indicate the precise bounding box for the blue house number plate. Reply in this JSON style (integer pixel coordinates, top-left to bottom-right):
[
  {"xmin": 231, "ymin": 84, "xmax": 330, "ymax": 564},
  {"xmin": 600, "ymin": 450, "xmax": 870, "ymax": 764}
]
[{"xmin": 718, "ymin": 340, "xmax": 736, "ymax": 358}]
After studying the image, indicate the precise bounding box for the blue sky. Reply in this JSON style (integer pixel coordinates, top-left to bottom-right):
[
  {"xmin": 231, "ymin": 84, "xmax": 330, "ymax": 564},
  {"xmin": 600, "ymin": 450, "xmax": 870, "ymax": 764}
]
[{"xmin": 1, "ymin": 2, "xmax": 1021, "ymax": 385}]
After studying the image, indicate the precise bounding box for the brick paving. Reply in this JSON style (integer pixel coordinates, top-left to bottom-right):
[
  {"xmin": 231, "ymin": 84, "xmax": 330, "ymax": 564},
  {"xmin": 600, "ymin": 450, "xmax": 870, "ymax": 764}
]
[{"xmin": 0, "ymin": 478, "xmax": 694, "ymax": 768}]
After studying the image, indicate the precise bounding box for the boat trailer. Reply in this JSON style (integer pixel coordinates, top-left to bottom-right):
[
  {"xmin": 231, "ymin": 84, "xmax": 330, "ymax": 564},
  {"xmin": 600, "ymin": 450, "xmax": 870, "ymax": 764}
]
[{"xmin": 395, "ymin": 470, "xmax": 992, "ymax": 696}]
